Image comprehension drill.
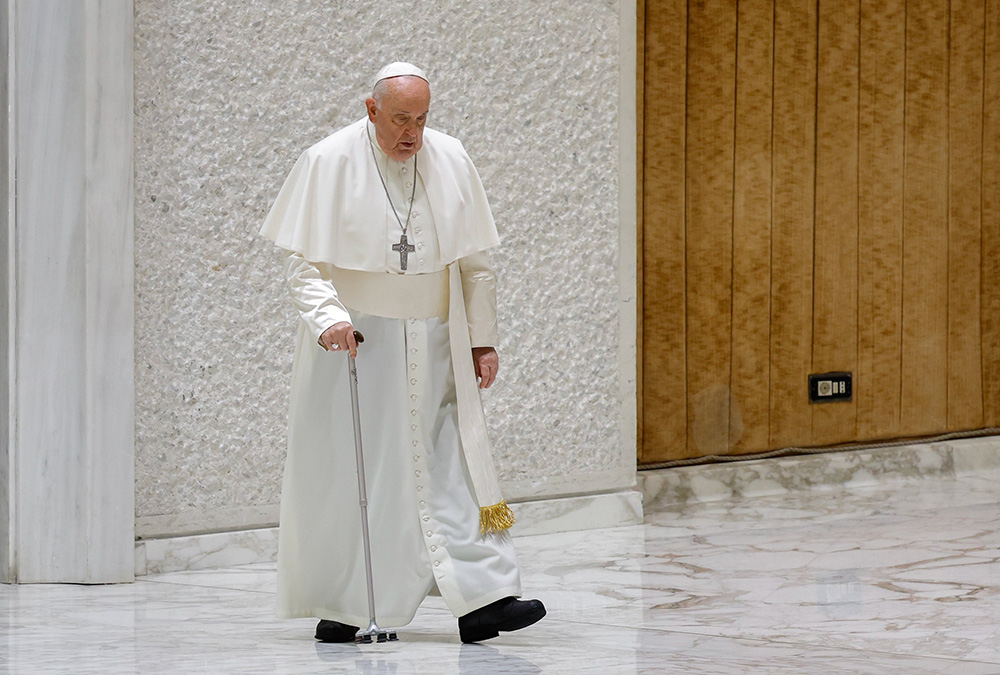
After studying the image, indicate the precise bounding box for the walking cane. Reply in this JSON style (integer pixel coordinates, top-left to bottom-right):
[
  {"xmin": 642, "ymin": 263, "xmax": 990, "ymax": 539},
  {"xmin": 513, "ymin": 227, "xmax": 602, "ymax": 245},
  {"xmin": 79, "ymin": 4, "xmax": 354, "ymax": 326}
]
[{"xmin": 343, "ymin": 330, "xmax": 398, "ymax": 644}]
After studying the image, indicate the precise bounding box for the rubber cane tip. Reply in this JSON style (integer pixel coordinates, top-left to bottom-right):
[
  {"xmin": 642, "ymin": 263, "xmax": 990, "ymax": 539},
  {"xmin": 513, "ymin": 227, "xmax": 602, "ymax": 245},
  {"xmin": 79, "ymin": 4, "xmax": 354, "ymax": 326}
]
[{"xmin": 353, "ymin": 330, "xmax": 365, "ymax": 344}]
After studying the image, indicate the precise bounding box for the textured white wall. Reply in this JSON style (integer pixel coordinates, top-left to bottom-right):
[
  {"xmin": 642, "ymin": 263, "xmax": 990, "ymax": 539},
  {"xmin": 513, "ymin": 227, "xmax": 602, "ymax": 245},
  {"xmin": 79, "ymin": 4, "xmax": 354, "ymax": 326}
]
[{"xmin": 134, "ymin": 0, "xmax": 631, "ymax": 535}]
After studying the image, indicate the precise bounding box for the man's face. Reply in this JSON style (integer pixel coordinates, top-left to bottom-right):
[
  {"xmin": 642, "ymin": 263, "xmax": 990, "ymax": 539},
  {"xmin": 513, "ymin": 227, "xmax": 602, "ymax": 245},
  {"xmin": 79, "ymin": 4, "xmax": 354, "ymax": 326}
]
[{"xmin": 365, "ymin": 76, "xmax": 430, "ymax": 162}]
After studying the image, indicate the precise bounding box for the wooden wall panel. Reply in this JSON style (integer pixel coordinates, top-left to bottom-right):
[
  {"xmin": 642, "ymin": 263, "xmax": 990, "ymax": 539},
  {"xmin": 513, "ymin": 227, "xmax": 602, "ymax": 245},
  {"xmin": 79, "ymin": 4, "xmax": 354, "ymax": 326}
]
[
  {"xmin": 769, "ymin": 0, "xmax": 816, "ymax": 449},
  {"xmin": 730, "ymin": 0, "xmax": 774, "ymax": 453},
  {"xmin": 684, "ymin": 0, "xmax": 737, "ymax": 457},
  {"xmin": 636, "ymin": 0, "xmax": 645, "ymax": 456},
  {"xmin": 812, "ymin": 0, "xmax": 860, "ymax": 445},
  {"xmin": 857, "ymin": 0, "xmax": 905, "ymax": 440},
  {"xmin": 984, "ymin": 1, "xmax": 1000, "ymax": 427},
  {"xmin": 900, "ymin": 0, "xmax": 950, "ymax": 435},
  {"xmin": 640, "ymin": 0, "xmax": 687, "ymax": 462},
  {"xmin": 640, "ymin": 0, "xmax": 999, "ymax": 464},
  {"xmin": 947, "ymin": 0, "xmax": 985, "ymax": 430}
]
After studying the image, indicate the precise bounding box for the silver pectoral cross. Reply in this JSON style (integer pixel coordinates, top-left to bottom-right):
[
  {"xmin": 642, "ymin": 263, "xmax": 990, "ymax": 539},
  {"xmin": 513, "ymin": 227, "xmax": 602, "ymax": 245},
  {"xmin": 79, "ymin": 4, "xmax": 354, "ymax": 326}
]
[{"xmin": 392, "ymin": 233, "xmax": 416, "ymax": 271}]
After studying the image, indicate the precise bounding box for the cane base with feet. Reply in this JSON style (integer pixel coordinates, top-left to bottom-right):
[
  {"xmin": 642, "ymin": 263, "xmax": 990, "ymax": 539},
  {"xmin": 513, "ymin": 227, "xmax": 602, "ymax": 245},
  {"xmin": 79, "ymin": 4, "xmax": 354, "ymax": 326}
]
[{"xmin": 355, "ymin": 620, "xmax": 398, "ymax": 644}]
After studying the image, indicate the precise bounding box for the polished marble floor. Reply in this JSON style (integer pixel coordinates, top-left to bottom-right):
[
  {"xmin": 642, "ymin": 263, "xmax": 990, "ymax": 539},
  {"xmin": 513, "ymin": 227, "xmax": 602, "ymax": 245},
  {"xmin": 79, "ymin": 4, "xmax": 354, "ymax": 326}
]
[{"xmin": 5, "ymin": 470, "xmax": 1000, "ymax": 674}]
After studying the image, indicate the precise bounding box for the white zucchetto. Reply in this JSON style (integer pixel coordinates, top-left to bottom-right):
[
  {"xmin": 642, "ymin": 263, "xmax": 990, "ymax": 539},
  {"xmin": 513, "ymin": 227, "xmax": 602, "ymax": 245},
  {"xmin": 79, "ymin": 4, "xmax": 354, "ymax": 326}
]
[{"xmin": 372, "ymin": 61, "xmax": 428, "ymax": 89}]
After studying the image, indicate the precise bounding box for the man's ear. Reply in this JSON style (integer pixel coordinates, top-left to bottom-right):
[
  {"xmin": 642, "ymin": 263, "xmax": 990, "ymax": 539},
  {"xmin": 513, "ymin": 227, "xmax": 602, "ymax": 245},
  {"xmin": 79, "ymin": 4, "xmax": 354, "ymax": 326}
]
[{"xmin": 365, "ymin": 97, "xmax": 378, "ymax": 122}]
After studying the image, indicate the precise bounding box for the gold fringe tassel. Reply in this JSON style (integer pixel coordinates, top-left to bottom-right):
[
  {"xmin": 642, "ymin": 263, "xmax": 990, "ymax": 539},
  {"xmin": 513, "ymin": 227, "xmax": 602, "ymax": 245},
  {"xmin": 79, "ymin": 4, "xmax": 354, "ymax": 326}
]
[{"xmin": 479, "ymin": 500, "xmax": 515, "ymax": 534}]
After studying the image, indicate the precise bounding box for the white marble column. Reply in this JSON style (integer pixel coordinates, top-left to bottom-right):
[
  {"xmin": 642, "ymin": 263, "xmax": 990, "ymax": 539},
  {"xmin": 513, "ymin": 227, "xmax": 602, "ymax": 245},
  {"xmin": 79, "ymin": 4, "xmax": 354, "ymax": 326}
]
[{"xmin": 1, "ymin": 0, "xmax": 134, "ymax": 583}]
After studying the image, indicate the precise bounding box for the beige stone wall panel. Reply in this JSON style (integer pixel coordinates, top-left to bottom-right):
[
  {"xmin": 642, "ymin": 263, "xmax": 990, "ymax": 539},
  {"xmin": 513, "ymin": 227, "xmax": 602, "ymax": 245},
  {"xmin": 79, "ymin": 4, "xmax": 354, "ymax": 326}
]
[{"xmin": 134, "ymin": 1, "xmax": 623, "ymax": 526}]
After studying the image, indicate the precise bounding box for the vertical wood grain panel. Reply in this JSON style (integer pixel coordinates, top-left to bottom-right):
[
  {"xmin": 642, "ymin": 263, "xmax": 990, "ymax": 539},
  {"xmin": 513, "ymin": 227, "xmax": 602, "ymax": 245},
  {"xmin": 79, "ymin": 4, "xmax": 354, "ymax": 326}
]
[
  {"xmin": 901, "ymin": 0, "xmax": 949, "ymax": 435},
  {"xmin": 636, "ymin": 0, "xmax": 645, "ymax": 458},
  {"xmin": 947, "ymin": 0, "xmax": 985, "ymax": 429},
  {"xmin": 983, "ymin": 0, "xmax": 1000, "ymax": 426},
  {"xmin": 857, "ymin": 0, "xmax": 905, "ymax": 440},
  {"xmin": 685, "ymin": 0, "xmax": 737, "ymax": 456},
  {"xmin": 640, "ymin": 0, "xmax": 687, "ymax": 462},
  {"xmin": 730, "ymin": 0, "xmax": 774, "ymax": 453},
  {"xmin": 812, "ymin": 0, "xmax": 860, "ymax": 444},
  {"xmin": 769, "ymin": 0, "xmax": 816, "ymax": 449},
  {"xmin": 641, "ymin": 0, "xmax": 998, "ymax": 463}
]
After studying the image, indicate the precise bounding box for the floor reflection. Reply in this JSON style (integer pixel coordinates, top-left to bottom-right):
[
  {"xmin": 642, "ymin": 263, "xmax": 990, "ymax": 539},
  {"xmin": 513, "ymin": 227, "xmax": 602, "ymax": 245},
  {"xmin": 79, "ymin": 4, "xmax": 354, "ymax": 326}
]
[{"xmin": 5, "ymin": 469, "xmax": 1000, "ymax": 673}]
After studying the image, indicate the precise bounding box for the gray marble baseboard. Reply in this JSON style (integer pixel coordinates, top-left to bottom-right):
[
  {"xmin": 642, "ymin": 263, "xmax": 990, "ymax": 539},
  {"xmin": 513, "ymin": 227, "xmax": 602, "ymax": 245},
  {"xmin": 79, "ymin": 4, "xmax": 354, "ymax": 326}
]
[
  {"xmin": 135, "ymin": 474, "xmax": 645, "ymax": 540},
  {"xmin": 638, "ymin": 435, "xmax": 1000, "ymax": 510},
  {"xmin": 135, "ymin": 490, "xmax": 644, "ymax": 576},
  {"xmin": 136, "ymin": 505, "xmax": 281, "ymax": 540}
]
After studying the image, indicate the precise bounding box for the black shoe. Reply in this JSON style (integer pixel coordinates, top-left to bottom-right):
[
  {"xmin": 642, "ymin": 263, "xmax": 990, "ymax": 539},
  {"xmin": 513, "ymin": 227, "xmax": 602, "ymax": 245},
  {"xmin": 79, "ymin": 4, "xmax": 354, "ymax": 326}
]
[
  {"xmin": 458, "ymin": 596, "xmax": 546, "ymax": 643},
  {"xmin": 315, "ymin": 619, "xmax": 359, "ymax": 643}
]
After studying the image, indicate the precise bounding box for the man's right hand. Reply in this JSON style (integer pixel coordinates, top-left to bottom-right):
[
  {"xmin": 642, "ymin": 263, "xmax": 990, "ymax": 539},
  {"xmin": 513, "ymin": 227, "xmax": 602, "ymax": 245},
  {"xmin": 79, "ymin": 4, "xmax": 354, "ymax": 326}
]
[{"xmin": 320, "ymin": 322, "xmax": 359, "ymax": 358}]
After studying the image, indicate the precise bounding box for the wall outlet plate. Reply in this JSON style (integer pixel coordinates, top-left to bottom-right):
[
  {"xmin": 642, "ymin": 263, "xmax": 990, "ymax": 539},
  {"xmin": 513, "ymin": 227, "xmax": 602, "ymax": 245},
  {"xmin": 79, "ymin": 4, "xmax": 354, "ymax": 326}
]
[{"xmin": 808, "ymin": 372, "xmax": 852, "ymax": 403}]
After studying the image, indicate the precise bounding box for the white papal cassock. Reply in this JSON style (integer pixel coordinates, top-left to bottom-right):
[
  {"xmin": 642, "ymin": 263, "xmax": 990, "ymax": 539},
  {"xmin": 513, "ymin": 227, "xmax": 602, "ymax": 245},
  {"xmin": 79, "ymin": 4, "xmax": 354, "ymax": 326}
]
[{"xmin": 263, "ymin": 119, "xmax": 521, "ymax": 626}]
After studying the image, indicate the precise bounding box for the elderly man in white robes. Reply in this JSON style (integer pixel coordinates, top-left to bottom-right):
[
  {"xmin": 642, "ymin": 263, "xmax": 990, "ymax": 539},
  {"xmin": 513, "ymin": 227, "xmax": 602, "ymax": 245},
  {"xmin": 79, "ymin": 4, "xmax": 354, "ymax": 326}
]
[{"xmin": 260, "ymin": 62, "xmax": 545, "ymax": 644}]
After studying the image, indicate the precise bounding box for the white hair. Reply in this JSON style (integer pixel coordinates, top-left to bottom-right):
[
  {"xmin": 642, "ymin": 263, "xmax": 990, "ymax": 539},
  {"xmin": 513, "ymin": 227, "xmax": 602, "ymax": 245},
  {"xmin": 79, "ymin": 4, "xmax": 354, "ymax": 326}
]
[{"xmin": 372, "ymin": 78, "xmax": 391, "ymax": 106}]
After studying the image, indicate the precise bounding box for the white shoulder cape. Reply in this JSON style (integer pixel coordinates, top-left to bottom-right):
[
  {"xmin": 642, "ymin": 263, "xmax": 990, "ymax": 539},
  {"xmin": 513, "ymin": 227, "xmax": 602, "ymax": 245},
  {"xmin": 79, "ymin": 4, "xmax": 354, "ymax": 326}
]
[{"xmin": 260, "ymin": 118, "xmax": 500, "ymax": 267}]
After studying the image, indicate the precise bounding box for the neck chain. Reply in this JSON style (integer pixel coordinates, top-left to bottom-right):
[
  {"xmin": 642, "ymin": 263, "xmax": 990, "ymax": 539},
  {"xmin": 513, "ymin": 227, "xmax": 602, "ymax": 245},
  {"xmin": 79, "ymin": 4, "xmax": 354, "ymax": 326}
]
[{"xmin": 367, "ymin": 124, "xmax": 418, "ymax": 270}]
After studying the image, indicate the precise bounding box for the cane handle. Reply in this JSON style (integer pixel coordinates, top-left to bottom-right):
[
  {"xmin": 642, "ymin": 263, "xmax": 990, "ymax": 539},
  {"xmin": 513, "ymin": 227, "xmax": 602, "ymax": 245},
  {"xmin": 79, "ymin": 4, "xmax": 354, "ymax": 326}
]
[{"xmin": 317, "ymin": 328, "xmax": 365, "ymax": 351}]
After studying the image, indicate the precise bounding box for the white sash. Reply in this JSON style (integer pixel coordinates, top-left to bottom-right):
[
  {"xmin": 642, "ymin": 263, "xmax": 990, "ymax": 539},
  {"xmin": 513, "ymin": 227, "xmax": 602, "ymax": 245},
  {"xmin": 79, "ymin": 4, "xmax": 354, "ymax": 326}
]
[{"xmin": 326, "ymin": 265, "xmax": 513, "ymax": 533}]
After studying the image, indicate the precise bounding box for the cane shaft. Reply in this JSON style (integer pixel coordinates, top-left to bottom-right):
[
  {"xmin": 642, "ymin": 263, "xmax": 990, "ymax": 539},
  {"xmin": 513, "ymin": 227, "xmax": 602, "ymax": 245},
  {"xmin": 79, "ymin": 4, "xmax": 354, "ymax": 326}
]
[{"xmin": 347, "ymin": 354, "xmax": 378, "ymax": 628}]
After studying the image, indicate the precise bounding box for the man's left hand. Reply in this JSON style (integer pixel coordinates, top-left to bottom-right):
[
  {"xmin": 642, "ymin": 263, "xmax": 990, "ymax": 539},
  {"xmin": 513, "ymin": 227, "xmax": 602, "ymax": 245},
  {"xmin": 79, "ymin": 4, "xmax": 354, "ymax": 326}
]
[{"xmin": 472, "ymin": 347, "xmax": 499, "ymax": 389}]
